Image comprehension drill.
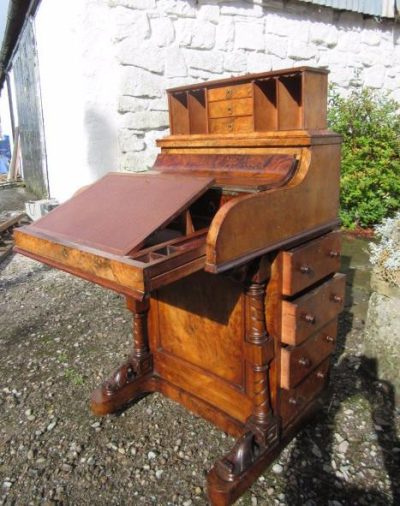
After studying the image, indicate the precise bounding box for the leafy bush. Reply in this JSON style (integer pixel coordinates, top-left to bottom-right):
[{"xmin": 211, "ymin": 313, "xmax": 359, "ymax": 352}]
[{"xmin": 328, "ymin": 87, "xmax": 400, "ymax": 229}]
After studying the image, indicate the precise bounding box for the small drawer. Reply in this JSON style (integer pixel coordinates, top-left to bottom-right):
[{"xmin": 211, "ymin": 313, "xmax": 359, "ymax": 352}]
[
  {"xmin": 282, "ymin": 232, "xmax": 341, "ymax": 296},
  {"xmin": 280, "ymin": 319, "xmax": 337, "ymax": 389},
  {"xmin": 208, "ymin": 83, "xmax": 253, "ymax": 102},
  {"xmin": 208, "ymin": 98, "xmax": 253, "ymax": 119},
  {"xmin": 281, "ymin": 273, "xmax": 345, "ymax": 345},
  {"xmin": 209, "ymin": 116, "xmax": 253, "ymax": 134},
  {"xmin": 280, "ymin": 358, "xmax": 330, "ymax": 425}
]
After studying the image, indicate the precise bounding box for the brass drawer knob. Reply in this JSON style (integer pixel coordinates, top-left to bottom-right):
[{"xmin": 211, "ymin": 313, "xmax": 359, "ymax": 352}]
[
  {"xmin": 299, "ymin": 265, "xmax": 312, "ymax": 274},
  {"xmin": 227, "ymin": 105, "xmax": 232, "ymax": 115},
  {"xmin": 227, "ymin": 122, "xmax": 233, "ymax": 131},
  {"xmin": 325, "ymin": 334, "xmax": 335, "ymax": 343},
  {"xmin": 302, "ymin": 313, "xmax": 316, "ymax": 324},
  {"xmin": 329, "ymin": 250, "xmax": 340, "ymax": 258},
  {"xmin": 226, "ymin": 88, "xmax": 232, "ymax": 98},
  {"xmin": 331, "ymin": 294, "xmax": 343, "ymax": 303},
  {"xmin": 298, "ymin": 356, "xmax": 311, "ymax": 368}
]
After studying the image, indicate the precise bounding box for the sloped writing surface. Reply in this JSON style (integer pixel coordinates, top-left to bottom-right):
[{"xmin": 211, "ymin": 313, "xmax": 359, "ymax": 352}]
[{"xmin": 28, "ymin": 172, "xmax": 214, "ymax": 256}]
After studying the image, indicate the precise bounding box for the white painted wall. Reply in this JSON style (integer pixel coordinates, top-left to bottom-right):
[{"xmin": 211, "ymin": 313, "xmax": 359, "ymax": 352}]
[{"xmin": 34, "ymin": 0, "xmax": 121, "ymax": 201}]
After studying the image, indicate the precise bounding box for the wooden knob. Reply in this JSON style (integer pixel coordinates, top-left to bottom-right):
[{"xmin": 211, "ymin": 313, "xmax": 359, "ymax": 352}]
[
  {"xmin": 331, "ymin": 294, "xmax": 343, "ymax": 303},
  {"xmin": 226, "ymin": 88, "xmax": 232, "ymax": 98},
  {"xmin": 298, "ymin": 356, "xmax": 311, "ymax": 368},
  {"xmin": 325, "ymin": 334, "xmax": 335, "ymax": 343},
  {"xmin": 228, "ymin": 122, "xmax": 233, "ymax": 131},
  {"xmin": 227, "ymin": 106, "xmax": 232, "ymax": 115},
  {"xmin": 302, "ymin": 313, "xmax": 316, "ymax": 324},
  {"xmin": 299, "ymin": 265, "xmax": 312, "ymax": 274}
]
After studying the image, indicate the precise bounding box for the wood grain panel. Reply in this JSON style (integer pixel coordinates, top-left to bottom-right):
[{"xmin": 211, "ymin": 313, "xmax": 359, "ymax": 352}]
[
  {"xmin": 280, "ymin": 358, "xmax": 330, "ymax": 425},
  {"xmin": 282, "ymin": 231, "xmax": 341, "ymax": 296},
  {"xmin": 208, "ymin": 83, "xmax": 252, "ymax": 102},
  {"xmin": 281, "ymin": 273, "xmax": 345, "ymax": 345},
  {"xmin": 155, "ymin": 351, "xmax": 252, "ymax": 423},
  {"xmin": 14, "ymin": 228, "xmax": 146, "ymax": 293},
  {"xmin": 152, "ymin": 271, "xmax": 245, "ymax": 385},
  {"xmin": 280, "ymin": 319, "xmax": 337, "ymax": 389},
  {"xmin": 154, "ymin": 153, "xmax": 297, "ymax": 191},
  {"xmin": 208, "ymin": 98, "xmax": 253, "ymax": 118},
  {"xmin": 208, "ymin": 116, "xmax": 253, "ymax": 134},
  {"xmin": 205, "ymin": 142, "xmax": 341, "ymax": 272}
]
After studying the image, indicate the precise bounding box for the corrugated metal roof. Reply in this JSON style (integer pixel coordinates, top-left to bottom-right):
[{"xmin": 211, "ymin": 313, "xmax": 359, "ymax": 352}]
[{"xmin": 298, "ymin": 0, "xmax": 397, "ymax": 18}]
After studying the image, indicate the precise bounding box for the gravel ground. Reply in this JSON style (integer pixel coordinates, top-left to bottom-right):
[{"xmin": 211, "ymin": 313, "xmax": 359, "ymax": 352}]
[{"xmin": 1, "ymin": 246, "xmax": 399, "ymax": 505}]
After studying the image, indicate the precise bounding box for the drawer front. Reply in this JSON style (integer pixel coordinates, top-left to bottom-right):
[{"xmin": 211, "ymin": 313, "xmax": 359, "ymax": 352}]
[
  {"xmin": 281, "ymin": 273, "xmax": 346, "ymax": 345},
  {"xmin": 208, "ymin": 98, "xmax": 253, "ymax": 119},
  {"xmin": 209, "ymin": 116, "xmax": 253, "ymax": 134},
  {"xmin": 280, "ymin": 358, "xmax": 330, "ymax": 424},
  {"xmin": 282, "ymin": 232, "xmax": 341, "ymax": 296},
  {"xmin": 280, "ymin": 318, "xmax": 337, "ymax": 389},
  {"xmin": 208, "ymin": 83, "xmax": 253, "ymax": 102}
]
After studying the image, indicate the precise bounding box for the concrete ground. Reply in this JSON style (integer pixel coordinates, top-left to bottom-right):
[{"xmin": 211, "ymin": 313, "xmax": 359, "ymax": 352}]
[{"xmin": 0, "ymin": 187, "xmax": 399, "ymax": 505}]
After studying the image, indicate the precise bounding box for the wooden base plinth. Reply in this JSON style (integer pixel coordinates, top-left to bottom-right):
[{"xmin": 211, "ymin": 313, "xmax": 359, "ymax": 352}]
[
  {"xmin": 207, "ymin": 398, "xmax": 323, "ymax": 505},
  {"xmin": 90, "ymin": 356, "xmax": 155, "ymax": 415},
  {"xmin": 90, "ymin": 354, "xmax": 324, "ymax": 506}
]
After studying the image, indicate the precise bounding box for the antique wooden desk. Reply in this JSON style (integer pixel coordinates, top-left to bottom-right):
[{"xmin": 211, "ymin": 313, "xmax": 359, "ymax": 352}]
[{"xmin": 14, "ymin": 67, "xmax": 345, "ymax": 505}]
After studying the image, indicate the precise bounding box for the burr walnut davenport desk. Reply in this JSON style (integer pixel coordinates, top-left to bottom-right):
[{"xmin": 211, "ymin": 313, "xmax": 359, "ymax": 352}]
[{"xmin": 14, "ymin": 67, "xmax": 345, "ymax": 505}]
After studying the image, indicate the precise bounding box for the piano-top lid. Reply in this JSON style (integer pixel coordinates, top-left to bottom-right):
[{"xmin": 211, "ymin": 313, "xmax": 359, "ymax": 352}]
[{"xmin": 27, "ymin": 172, "xmax": 214, "ymax": 256}]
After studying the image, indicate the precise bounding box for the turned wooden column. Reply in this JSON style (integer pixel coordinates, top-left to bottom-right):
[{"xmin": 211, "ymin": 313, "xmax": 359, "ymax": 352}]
[
  {"xmin": 126, "ymin": 297, "xmax": 150, "ymax": 362},
  {"xmin": 244, "ymin": 272, "xmax": 277, "ymax": 446},
  {"xmin": 90, "ymin": 297, "xmax": 154, "ymax": 415},
  {"xmin": 245, "ymin": 280, "xmax": 272, "ymax": 424}
]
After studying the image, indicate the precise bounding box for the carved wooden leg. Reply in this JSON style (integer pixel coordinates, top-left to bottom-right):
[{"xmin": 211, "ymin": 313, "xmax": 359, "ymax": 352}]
[
  {"xmin": 208, "ymin": 270, "xmax": 279, "ymax": 505},
  {"xmin": 91, "ymin": 297, "xmax": 154, "ymax": 415}
]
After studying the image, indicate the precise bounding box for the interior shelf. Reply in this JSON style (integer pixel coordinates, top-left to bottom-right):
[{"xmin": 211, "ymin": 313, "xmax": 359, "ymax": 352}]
[
  {"xmin": 188, "ymin": 89, "xmax": 208, "ymax": 134},
  {"xmin": 277, "ymin": 74, "xmax": 302, "ymax": 130},
  {"xmin": 253, "ymin": 78, "xmax": 278, "ymax": 131},
  {"xmin": 169, "ymin": 92, "xmax": 190, "ymax": 135}
]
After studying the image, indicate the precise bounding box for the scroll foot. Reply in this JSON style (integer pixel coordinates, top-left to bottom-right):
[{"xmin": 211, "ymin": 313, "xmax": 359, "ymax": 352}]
[
  {"xmin": 91, "ymin": 354, "xmax": 154, "ymax": 416},
  {"xmin": 207, "ymin": 421, "xmax": 279, "ymax": 506}
]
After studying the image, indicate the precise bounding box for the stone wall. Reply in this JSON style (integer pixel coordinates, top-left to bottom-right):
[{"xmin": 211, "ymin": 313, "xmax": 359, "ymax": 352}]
[
  {"xmin": 108, "ymin": 0, "xmax": 400, "ymax": 172},
  {"xmin": 364, "ymin": 275, "xmax": 400, "ymax": 404}
]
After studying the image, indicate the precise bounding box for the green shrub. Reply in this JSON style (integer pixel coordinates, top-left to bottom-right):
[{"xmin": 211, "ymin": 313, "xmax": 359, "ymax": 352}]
[{"xmin": 328, "ymin": 87, "xmax": 400, "ymax": 229}]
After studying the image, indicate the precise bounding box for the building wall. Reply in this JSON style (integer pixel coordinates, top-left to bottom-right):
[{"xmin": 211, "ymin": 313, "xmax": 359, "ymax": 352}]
[
  {"xmin": 111, "ymin": 0, "xmax": 400, "ymax": 175},
  {"xmin": 34, "ymin": 0, "xmax": 400, "ymax": 199},
  {"xmin": 34, "ymin": 0, "xmax": 120, "ymax": 201}
]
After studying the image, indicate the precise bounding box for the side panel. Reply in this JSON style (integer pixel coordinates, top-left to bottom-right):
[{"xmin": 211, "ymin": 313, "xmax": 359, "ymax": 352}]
[
  {"xmin": 148, "ymin": 271, "xmax": 253, "ymax": 423},
  {"xmin": 205, "ymin": 143, "xmax": 341, "ymax": 271}
]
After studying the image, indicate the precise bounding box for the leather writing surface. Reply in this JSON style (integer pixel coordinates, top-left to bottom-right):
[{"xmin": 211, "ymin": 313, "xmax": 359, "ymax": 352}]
[{"xmin": 28, "ymin": 172, "xmax": 214, "ymax": 255}]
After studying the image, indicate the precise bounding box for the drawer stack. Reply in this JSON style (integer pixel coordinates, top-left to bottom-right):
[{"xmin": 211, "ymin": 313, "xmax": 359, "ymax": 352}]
[
  {"xmin": 208, "ymin": 83, "xmax": 253, "ymax": 134},
  {"xmin": 271, "ymin": 231, "xmax": 345, "ymax": 425}
]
